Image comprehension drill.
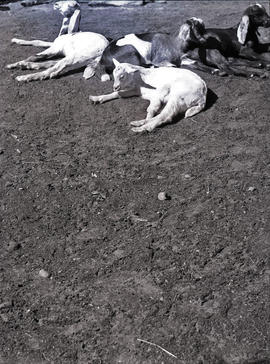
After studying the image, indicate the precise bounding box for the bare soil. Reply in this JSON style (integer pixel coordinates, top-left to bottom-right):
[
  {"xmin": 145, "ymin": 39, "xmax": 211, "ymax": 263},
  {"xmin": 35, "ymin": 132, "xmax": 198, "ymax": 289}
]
[{"xmin": 1, "ymin": 2, "xmax": 270, "ymax": 363}]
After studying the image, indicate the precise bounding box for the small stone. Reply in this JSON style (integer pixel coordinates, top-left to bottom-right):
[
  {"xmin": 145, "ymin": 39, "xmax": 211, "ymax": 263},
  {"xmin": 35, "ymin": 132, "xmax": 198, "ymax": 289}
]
[
  {"xmin": 184, "ymin": 174, "xmax": 191, "ymax": 179},
  {"xmin": 158, "ymin": 192, "xmax": 170, "ymax": 201},
  {"xmin": 6, "ymin": 241, "xmax": 21, "ymax": 252},
  {"xmin": 0, "ymin": 301, "xmax": 13, "ymax": 310},
  {"xmin": 0, "ymin": 313, "xmax": 9, "ymax": 322},
  {"xmin": 38, "ymin": 269, "xmax": 50, "ymax": 278},
  {"xmin": 248, "ymin": 186, "xmax": 256, "ymax": 192},
  {"xmin": 5, "ymin": 181, "xmax": 13, "ymax": 188}
]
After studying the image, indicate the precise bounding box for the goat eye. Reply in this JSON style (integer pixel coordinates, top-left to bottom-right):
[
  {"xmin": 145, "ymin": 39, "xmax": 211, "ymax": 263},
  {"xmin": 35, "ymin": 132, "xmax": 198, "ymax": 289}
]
[{"xmin": 120, "ymin": 75, "xmax": 124, "ymax": 79}]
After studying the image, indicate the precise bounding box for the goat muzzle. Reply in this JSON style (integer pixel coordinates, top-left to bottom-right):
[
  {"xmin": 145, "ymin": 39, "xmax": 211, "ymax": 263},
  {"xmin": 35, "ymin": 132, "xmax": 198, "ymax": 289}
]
[
  {"xmin": 113, "ymin": 84, "xmax": 121, "ymax": 91},
  {"xmin": 263, "ymin": 18, "xmax": 270, "ymax": 27}
]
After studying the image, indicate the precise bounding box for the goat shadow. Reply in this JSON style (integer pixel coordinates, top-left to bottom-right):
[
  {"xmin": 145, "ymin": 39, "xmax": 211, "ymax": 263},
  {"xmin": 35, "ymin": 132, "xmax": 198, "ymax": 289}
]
[
  {"xmin": 0, "ymin": 5, "xmax": 10, "ymax": 10},
  {"xmin": 205, "ymin": 87, "xmax": 218, "ymax": 111}
]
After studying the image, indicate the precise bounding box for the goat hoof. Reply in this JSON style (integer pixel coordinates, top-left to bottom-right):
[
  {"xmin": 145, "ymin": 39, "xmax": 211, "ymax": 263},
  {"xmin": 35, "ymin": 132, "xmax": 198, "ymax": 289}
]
[
  {"xmin": 89, "ymin": 95, "xmax": 102, "ymax": 104},
  {"xmin": 218, "ymin": 71, "xmax": 227, "ymax": 77},
  {"xmin": 11, "ymin": 38, "xmax": 19, "ymax": 44},
  {"xmin": 131, "ymin": 126, "xmax": 147, "ymax": 133},
  {"xmin": 6, "ymin": 64, "xmax": 15, "ymax": 69},
  {"xmin": 49, "ymin": 72, "xmax": 58, "ymax": 79},
  {"xmin": 260, "ymin": 72, "xmax": 269, "ymax": 79},
  {"xmin": 101, "ymin": 74, "xmax": 110, "ymax": 82},
  {"xmin": 130, "ymin": 119, "xmax": 146, "ymax": 127},
  {"xmin": 16, "ymin": 75, "xmax": 27, "ymax": 82},
  {"xmin": 131, "ymin": 124, "xmax": 154, "ymax": 133}
]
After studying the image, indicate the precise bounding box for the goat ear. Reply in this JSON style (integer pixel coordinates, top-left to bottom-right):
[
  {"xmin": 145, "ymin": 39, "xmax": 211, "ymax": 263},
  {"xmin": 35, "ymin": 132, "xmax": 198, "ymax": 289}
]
[
  {"xmin": 112, "ymin": 58, "xmax": 121, "ymax": 67},
  {"xmin": 68, "ymin": 9, "xmax": 81, "ymax": 33},
  {"xmin": 237, "ymin": 15, "xmax": 249, "ymax": 44},
  {"xmin": 179, "ymin": 23, "xmax": 191, "ymax": 42}
]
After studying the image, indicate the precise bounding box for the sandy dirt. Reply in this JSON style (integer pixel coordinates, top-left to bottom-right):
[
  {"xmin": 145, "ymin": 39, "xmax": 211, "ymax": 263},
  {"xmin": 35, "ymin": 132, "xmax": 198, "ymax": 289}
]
[{"xmin": 1, "ymin": 1, "xmax": 270, "ymax": 363}]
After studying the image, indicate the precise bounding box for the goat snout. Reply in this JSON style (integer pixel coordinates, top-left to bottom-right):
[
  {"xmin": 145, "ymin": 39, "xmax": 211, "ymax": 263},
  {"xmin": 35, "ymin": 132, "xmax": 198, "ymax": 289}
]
[
  {"xmin": 198, "ymin": 35, "xmax": 207, "ymax": 44},
  {"xmin": 113, "ymin": 83, "xmax": 121, "ymax": 91},
  {"xmin": 263, "ymin": 17, "xmax": 270, "ymax": 27}
]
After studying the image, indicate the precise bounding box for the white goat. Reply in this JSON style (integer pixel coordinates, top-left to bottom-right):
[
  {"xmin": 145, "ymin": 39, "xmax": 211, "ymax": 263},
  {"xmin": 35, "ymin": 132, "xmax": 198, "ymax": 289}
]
[
  {"xmin": 7, "ymin": 1, "xmax": 109, "ymax": 82},
  {"xmin": 89, "ymin": 59, "xmax": 207, "ymax": 132},
  {"xmin": 11, "ymin": 1, "xmax": 81, "ymax": 48}
]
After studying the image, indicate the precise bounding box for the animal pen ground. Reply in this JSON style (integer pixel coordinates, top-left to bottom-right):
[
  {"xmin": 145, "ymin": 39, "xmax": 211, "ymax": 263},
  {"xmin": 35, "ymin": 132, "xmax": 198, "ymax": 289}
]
[{"xmin": 1, "ymin": 1, "xmax": 270, "ymax": 363}]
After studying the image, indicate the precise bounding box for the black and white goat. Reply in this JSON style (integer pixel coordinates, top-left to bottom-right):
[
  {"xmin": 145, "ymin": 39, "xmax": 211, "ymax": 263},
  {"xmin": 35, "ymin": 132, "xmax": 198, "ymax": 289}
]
[
  {"xmin": 98, "ymin": 17, "xmax": 209, "ymax": 81},
  {"xmin": 183, "ymin": 3, "xmax": 270, "ymax": 75},
  {"xmin": 98, "ymin": 15, "xmax": 267, "ymax": 80},
  {"xmin": 7, "ymin": 1, "xmax": 109, "ymax": 82}
]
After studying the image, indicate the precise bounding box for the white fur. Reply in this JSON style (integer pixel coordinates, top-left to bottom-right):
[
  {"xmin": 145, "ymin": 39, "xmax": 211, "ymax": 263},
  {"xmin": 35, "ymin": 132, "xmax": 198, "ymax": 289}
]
[
  {"xmin": 90, "ymin": 60, "xmax": 207, "ymax": 132},
  {"xmin": 7, "ymin": 1, "xmax": 109, "ymax": 82},
  {"xmin": 7, "ymin": 32, "xmax": 109, "ymax": 82},
  {"xmin": 11, "ymin": 0, "xmax": 81, "ymax": 48},
  {"xmin": 54, "ymin": 1, "xmax": 81, "ymax": 36},
  {"xmin": 190, "ymin": 17, "xmax": 204, "ymax": 24},
  {"xmin": 116, "ymin": 34, "xmax": 152, "ymax": 62}
]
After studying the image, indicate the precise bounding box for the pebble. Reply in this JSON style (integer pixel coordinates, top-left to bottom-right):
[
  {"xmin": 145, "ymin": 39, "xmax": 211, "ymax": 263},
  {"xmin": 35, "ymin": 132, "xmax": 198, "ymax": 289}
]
[
  {"xmin": 38, "ymin": 269, "xmax": 50, "ymax": 278},
  {"xmin": 0, "ymin": 314, "xmax": 9, "ymax": 322},
  {"xmin": 6, "ymin": 241, "xmax": 21, "ymax": 252},
  {"xmin": 158, "ymin": 192, "xmax": 170, "ymax": 201},
  {"xmin": 248, "ymin": 186, "xmax": 256, "ymax": 192},
  {"xmin": 0, "ymin": 301, "xmax": 13, "ymax": 310}
]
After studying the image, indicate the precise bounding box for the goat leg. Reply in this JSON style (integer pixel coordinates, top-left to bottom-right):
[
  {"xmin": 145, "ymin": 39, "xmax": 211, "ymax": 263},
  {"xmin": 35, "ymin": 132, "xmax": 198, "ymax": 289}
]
[
  {"xmin": 11, "ymin": 38, "xmax": 53, "ymax": 48},
  {"xmin": 239, "ymin": 47, "xmax": 270, "ymax": 66},
  {"xmin": 89, "ymin": 91, "xmax": 120, "ymax": 104},
  {"xmin": 181, "ymin": 56, "xmax": 223, "ymax": 76}
]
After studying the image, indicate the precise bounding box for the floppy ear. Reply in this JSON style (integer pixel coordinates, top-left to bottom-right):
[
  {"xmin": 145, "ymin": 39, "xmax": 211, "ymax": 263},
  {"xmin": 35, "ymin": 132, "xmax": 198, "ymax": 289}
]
[
  {"xmin": 179, "ymin": 23, "xmax": 191, "ymax": 42},
  {"xmin": 112, "ymin": 58, "xmax": 121, "ymax": 67},
  {"xmin": 237, "ymin": 15, "xmax": 249, "ymax": 44},
  {"xmin": 68, "ymin": 9, "xmax": 81, "ymax": 33}
]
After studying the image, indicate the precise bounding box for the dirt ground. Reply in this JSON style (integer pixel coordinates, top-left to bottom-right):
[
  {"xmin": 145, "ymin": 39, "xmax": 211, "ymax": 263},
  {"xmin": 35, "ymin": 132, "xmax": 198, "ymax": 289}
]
[{"xmin": 1, "ymin": 1, "xmax": 270, "ymax": 363}]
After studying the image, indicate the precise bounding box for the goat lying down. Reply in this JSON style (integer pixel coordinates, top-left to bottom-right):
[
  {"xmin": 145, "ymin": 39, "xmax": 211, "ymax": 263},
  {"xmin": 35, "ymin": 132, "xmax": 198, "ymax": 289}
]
[
  {"xmin": 99, "ymin": 16, "xmax": 267, "ymax": 79},
  {"xmin": 12, "ymin": 1, "xmax": 81, "ymax": 48},
  {"xmin": 90, "ymin": 59, "xmax": 207, "ymax": 133},
  {"xmin": 99, "ymin": 17, "xmax": 209, "ymax": 81},
  {"xmin": 7, "ymin": 1, "xmax": 109, "ymax": 82},
  {"xmin": 183, "ymin": 3, "xmax": 270, "ymax": 75}
]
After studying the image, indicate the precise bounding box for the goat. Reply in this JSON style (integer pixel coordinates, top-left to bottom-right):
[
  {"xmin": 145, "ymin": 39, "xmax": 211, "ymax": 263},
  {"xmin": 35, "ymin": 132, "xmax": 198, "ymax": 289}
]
[
  {"xmin": 11, "ymin": 1, "xmax": 81, "ymax": 48},
  {"xmin": 89, "ymin": 59, "xmax": 207, "ymax": 133},
  {"xmin": 182, "ymin": 4, "xmax": 270, "ymax": 75},
  {"xmin": 98, "ymin": 16, "xmax": 266, "ymax": 80},
  {"xmin": 6, "ymin": 1, "xmax": 109, "ymax": 82},
  {"xmin": 98, "ymin": 17, "xmax": 209, "ymax": 81}
]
